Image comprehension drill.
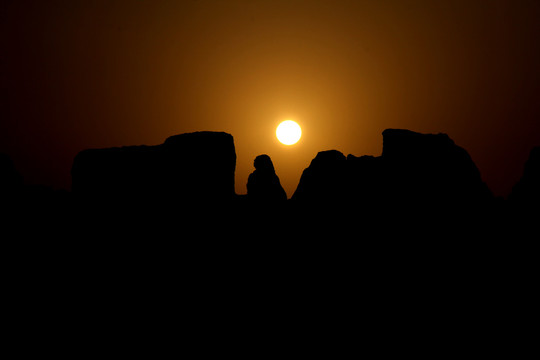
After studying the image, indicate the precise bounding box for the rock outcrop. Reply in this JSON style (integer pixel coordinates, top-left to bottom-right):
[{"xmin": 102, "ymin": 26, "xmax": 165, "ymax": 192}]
[
  {"xmin": 509, "ymin": 146, "xmax": 540, "ymax": 208},
  {"xmin": 291, "ymin": 150, "xmax": 347, "ymax": 204},
  {"xmin": 378, "ymin": 129, "xmax": 492, "ymax": 207},
  {"xmin": 292, "ymin": 129, "xmax": 492, "ymax": 213},
  {"xmin": 247, "ymin": 154, "xmax": 287, "ymax": 203},
  {"xmin": 71, "ymin": 131, "xmax": 236, "ymax": 205}
]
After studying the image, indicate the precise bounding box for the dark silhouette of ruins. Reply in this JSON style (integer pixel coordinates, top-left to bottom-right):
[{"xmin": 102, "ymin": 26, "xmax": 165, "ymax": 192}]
[
  {"xmin": 3, "ymin": 129, "xmax": 536, "ymax": 348},
  {"xmin": 71, "ymin": 131, "xmax": 236, "ymax": 206},
  {"xmin": 2, "ymin": 129, "xmax": 538, "ymax": 219},
  {"xmin": 292, "ymin": 129, "xmax": 493, "ymax": 216}
]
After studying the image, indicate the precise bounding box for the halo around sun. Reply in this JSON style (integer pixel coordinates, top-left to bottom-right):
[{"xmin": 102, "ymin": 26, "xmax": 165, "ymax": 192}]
[{"xmin": 276, "ymin": 120, "xmax": 302, "ymax": 145}]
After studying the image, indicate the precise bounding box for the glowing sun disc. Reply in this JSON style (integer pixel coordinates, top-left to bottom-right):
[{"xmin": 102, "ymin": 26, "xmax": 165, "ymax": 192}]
[{"xmin": 276, "ymin": 120, "xmax": 302, "ymax": 145}]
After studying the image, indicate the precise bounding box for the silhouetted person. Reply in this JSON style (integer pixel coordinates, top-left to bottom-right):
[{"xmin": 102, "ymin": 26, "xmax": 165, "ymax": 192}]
[{"xmin": 247, "ymin": 154, "xmax": 287, "ymax": 203}]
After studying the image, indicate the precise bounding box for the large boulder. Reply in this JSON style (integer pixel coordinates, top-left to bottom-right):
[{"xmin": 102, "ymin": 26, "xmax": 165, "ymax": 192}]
[
  {"xmin": 292, "ymin": 129, "xmax": 492, "ymax": 213},
  {"xmin": 247, "ymin": 154, "xmax": 287, "ymax": 203},
  {"xmin": 71, "ymin": 131, "xmax": 236, "ymax": 205},
  {"xmin": 291, "ymin": 150, "xmax": 347, "ymax": 204},
  {"xmin": 378, "ymin": 129, "xmax": 492, "ymax": 207}
]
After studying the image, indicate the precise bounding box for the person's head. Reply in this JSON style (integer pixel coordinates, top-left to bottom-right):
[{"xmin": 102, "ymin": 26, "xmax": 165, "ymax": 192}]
[{"xmin": 254, "ymin": 154, "xmax": 275, "ymax": 173}]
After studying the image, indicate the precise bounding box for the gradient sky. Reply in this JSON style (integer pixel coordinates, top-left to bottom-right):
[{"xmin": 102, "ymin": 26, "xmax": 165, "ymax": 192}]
[{"xmin": 2, "ymin": 0, "xmax": 540, "ymax": 198}]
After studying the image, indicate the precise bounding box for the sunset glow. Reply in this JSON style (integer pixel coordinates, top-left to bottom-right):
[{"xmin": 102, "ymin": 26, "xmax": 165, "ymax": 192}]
[{"xmin": 276, "ymin": 121, "xmax": 302, "ymax": 146}]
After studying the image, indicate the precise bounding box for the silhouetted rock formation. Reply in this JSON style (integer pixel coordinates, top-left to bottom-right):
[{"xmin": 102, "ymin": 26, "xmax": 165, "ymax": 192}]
[
  {"xmin": 71, "ymin": 131, "xmax": 236, "ymax": 205},
  {"xmin": 291, "ymin": 150, "xmax": 347, "ymax": 204},
  {"xmin": 7, "ymin": 130, "xmax": 537, "ymax": 339},
  {"xmin": 379, "ymin": 129, "xmax": 492, "ymax": 207},
  {"xmin": 247, "ymin": 154, "xmax": 287, "ymax": 203},
  {"xmin": 510, "ymin": 146, "xmax": 540, "ymax": 208},
  {"xmin": 292, "ymin": 129, "xmax": 492, "ymax": 214}
]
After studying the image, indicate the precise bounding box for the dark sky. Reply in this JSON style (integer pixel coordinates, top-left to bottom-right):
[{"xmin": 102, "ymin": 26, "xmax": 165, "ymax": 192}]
[{"xmin": 2, "ymin": 0, "xmax": 540, "ymax": 197}]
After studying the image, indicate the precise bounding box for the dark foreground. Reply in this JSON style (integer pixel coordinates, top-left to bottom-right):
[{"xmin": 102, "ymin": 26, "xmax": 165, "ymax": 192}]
[{"xmin": 2, "ymin": 129, "xmax": 538, "ymax": 354}]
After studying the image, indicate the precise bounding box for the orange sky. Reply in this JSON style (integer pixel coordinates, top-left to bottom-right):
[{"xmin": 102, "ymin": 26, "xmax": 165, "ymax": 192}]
[{"xmin": 2, "ymin": 0, "xmax": 540, "ymax": 198}]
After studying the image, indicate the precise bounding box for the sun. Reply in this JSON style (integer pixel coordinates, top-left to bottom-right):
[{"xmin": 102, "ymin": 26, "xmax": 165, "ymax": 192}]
[{"xmin": 276, "ymin": 120, "xmax": 302, "ymax": 145}]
